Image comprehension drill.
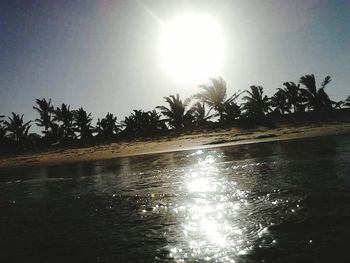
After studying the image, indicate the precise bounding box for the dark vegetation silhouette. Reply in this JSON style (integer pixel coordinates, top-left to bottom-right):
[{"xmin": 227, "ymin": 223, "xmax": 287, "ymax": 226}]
[
  {"xmin": 121, "ymin": 109, "xmax": 166, "ymax": 136},
  {"xmin": 157, "ymin": 94, "xmax": 193, "ymax": 129},
  {"xmin": 74, "ymin": 108, "xmax": 94, "ymax": 141},
  {"xmin": 194, "ymin": 77, "xmax": 241, "ymax": 122},
  {"xmin": 33, "ymin": 98, "xmax": 54, "ymax": 137},
  {"xmin": 281, "ymin": 82, "xmax": 305, "ymax": 113},
  {"xmin": 0, "ymin": 74, "xmax": 349, "ymax": 153},
  {"xmin": 191, "ymin": 102, "xmax": 212, "ymax": 126},
  {"xmin": 53, "ymin": 103, "xmax": 76, "ymax": 142},
  {"xmin": 299, "ymin": 74, "xmax": 333, "ymax": 113},
  {"xmin": 3, "ymin": 113, "xmax": 32, "ymax": 148},
  {"xmin": 96, "ymin": 112, "xmax": 120, "ymax": 141},
  {"xmin": 242, "ymin": 86, "xmax": 271, "ymax": 119}
]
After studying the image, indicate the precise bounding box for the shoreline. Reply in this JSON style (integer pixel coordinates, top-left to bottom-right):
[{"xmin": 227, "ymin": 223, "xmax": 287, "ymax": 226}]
[{"xmin": 0, "ymin": 121, "xmax": 350, "ymax": 169}]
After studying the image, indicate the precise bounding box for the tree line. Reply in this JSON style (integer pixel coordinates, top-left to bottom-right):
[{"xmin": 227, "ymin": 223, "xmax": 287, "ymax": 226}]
[{"xmin": 0, "ymin": 74, "xmax": 349, "ymax": 150}]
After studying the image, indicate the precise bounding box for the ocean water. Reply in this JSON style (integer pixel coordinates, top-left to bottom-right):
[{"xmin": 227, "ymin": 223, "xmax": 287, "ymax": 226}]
[{"xmin": 0, "ymin": 135, "xmax": 350, "ymax": 262}]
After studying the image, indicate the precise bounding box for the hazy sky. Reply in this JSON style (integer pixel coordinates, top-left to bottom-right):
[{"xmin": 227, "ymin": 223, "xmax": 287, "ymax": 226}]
[{"xmin": 1, "ymin": 0, "xmax": 349, "ymax": 129}]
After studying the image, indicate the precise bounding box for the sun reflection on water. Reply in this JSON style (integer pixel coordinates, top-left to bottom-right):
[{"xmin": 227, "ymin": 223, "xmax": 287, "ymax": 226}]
[{"xmin": 168, "ymin": 150, "xmax": 251, "ymax": 262}]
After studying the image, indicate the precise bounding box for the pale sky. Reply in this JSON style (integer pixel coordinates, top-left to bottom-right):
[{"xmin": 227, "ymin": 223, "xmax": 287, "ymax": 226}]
[{"xmin": 1, "ymin": 0, "xmax": 349, "ymax": 130}]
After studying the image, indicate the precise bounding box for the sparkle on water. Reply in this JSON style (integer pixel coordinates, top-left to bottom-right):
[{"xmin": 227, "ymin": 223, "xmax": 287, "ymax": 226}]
[
  {"xmin": 167, "ymin": 150, "xmax": 252, "ymax": 262},
  {"xmin": 1, "ymin": 135, "xmax": 350, "ymax": 262}
]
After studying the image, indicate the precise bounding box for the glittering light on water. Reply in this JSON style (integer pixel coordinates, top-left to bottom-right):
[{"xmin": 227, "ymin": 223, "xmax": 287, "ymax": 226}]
[
  {"xmin": 200, "ymin": 218, "xmax": 226, "ymax": 246},
  {"xmin": 186, "ymin": 177, "xmax": 216, "ymax": 192},
  {"xmin": 168, "ymin": 150, "xmax": 252, "ymax": 262}
]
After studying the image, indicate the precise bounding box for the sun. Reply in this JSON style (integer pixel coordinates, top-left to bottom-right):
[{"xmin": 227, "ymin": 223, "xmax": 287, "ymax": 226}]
[{"xmin": 159, "ymin": 14, "xmax": 225, "ymax": 83}]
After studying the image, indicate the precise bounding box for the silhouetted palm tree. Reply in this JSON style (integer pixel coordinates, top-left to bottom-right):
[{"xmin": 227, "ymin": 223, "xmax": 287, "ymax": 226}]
[
  {"xmin": 271, "ymin": 89, "xmax": 290, "ymax": 115},
  {"xmin": 282, "ymin": 82, "xmax": 306, "ymax": 113},
  {"xmin": 53, "ymin": 103, "xmax": 75, "ymax": 140},
  {"xmin": 299, "ymin": 74, "xmax": 333, "ymax": 112},
  {"xmin": 46, "ymin": 122, "xmax": 64, "ymax": 142},
  {"xmin": 222, "ymin": 101, "xmax": 241, "ymax": 122},
  {"xmin": 242, "ymin": 86, "xmax": 271, "ymax": 118},
  {"xmin": 96, "ymin": 112, "xmax": 120, "ymax": 139},
  {"xmin": 3, "ymin": 113, "xmax": 31, "ymax": 144},
  {"xmin": 157, "ymin": 94, "xmax": 192, "ymax": 129},
  {"xmin": 33, "ymin": 98, "xmax": 54, "ymax": 136},
  {"xmin": 190, "ymin": 102, "xmax": 212, "ymax": 125},
  {"xmin": 74, "ymin": 108, "xmax": 93, "ymax": 141},
  {"xmin": 148, "ymin": 110, "xmax": 167, "ymax": 132},
  {"xmin": 122, "ymin": 109, "xmax": 166, "ymax": 135},
  {"xmin": 125, "ymin": 110, "xmax": 149, "ymax": 134},
  {"xmin": 195, "ymin": 77, "xmax": 241, "ymax": 122},
  {"xmin": 122, "ymin": 111, "xmax": 140, "ymax": 134}
]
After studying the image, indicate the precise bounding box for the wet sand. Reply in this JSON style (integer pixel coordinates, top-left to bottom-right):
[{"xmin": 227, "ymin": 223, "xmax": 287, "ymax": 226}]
[{"xmin": 1, "ymin": 122, "xmax": 350, "ymax": 169}]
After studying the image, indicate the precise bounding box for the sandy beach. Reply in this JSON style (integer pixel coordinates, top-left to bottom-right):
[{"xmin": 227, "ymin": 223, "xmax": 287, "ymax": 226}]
[{"xmin": 0, "ymin": 121, "xmax": 349, "ymax": 169}]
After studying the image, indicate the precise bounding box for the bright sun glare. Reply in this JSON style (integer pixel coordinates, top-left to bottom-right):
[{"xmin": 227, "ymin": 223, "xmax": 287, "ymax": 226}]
[{"xmin": 159, "ymin": 14, "xmax": 225, "ymax": 83}]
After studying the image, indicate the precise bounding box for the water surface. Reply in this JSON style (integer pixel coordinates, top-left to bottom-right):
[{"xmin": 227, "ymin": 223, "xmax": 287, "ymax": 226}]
[{"xmin": 1, "ymin": 135, "xmax": 350, "ymax": 262}]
